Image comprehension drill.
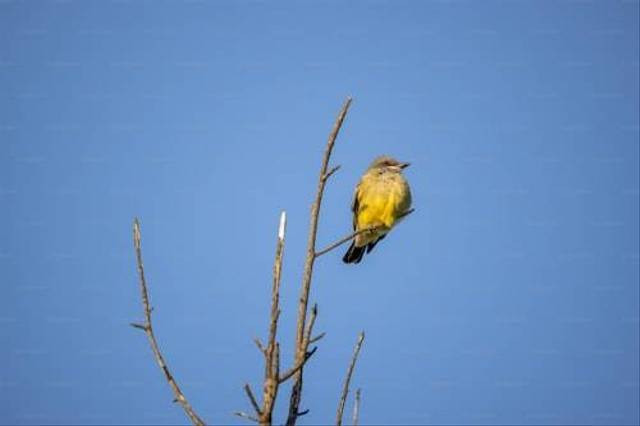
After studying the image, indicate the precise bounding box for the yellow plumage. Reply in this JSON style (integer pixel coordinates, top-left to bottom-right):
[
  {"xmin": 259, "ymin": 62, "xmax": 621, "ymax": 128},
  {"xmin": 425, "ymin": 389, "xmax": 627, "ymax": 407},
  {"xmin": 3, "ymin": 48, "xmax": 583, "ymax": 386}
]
[
  {"xmin": 343, "ymin": 155, "xmax": 412, "ymax": 264},
  {"xmin": 357, "ymin": 185, "xmax": 402, "ymax": 229}
]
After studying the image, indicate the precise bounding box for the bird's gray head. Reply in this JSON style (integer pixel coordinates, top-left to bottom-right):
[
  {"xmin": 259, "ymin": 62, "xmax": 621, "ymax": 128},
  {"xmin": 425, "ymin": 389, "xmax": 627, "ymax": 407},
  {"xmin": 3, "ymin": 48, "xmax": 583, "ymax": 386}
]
[{"xmin": 368, "ymin": 155, "xmax": 411, "ymax": 173}]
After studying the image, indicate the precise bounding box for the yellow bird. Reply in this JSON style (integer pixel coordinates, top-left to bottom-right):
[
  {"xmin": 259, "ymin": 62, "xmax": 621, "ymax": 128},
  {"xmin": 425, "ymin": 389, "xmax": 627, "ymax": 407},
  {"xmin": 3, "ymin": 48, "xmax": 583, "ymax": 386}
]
[{"xmin": 343, "ymin": 155, "xmax": 413, "ymax": 264}]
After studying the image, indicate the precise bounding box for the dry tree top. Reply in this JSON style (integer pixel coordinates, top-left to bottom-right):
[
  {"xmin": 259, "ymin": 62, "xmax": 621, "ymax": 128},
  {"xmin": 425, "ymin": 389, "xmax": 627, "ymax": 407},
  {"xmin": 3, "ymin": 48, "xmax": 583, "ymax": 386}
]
[{"xmin": 131, "ymin": 98, "xmax": 384, "ymax": 426}]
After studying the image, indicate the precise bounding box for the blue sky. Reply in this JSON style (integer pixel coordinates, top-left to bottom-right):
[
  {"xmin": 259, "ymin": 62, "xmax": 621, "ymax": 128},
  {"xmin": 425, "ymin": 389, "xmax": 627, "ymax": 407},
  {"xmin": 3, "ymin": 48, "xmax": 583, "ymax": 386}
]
[{"xmin": 1, "ymin": 1, "xmax": 638, "ymax": 425}]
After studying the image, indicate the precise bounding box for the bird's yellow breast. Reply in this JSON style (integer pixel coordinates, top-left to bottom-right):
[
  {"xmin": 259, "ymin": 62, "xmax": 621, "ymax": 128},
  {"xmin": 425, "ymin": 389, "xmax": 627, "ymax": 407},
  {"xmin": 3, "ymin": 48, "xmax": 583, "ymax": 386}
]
[
  {"xmin": 357, "ymin": 191, "xmax": 399, "ymax": 229},
  {"xmin": 355, "ymin": 172, "xmax": 411, "ymax": 231}
]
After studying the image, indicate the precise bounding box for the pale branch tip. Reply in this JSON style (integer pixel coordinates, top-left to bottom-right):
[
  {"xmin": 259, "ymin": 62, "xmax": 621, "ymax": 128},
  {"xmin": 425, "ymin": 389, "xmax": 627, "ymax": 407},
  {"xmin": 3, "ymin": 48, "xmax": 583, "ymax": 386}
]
[
  {"xmin": 130, "ymin": 218, "xmax": 206, "ymax": 426},
  {"xmin": 278, "ymin": 210, "xmax": 287, "ymax": 241}
]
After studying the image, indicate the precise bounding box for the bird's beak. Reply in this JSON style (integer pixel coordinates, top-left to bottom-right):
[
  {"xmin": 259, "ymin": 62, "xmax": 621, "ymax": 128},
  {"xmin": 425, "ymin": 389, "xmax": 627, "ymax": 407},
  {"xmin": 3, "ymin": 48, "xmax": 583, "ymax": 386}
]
[{"xmin": 400, "ymin": 162, "xmax": 411, "ymax": 169}]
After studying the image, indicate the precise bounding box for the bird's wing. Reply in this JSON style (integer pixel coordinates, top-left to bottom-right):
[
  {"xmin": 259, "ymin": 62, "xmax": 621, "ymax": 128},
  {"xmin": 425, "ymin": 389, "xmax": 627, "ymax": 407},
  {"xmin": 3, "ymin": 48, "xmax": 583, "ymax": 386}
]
[{"xmin": 351, "ymin": 181, "xmax": 361, "ymax": 231}]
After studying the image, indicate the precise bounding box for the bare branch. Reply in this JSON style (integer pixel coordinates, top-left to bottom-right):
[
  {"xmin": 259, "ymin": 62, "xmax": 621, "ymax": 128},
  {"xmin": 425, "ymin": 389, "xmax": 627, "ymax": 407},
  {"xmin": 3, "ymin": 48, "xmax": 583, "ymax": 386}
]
[
  {"xmin": 309, "ymin": 332, "xmax": 326, "ymax": 345},
  {"xmin": 314, "ymin": 226, "xmax": 379, "ymax": 258},
  {"xmin": 130, "ymin": 322, "xmax": 147, "ymax": 331},
  {"xmin": 243, "ymin": 383, "xmax": 262, "ymax": 416},
  {"xmin": 315, "ymin": 209, "xmax": 415, "ymax": 258},
  {"xmin": 336, "ymin": 332, "xmax": 365, "ymax": 426},
  {"xmin": 278, "ymin": 302, "xmax": 320, "ymax": 384},
  {"xmin": 352, "ymin": 388, "xmax": 361, "ymax": 426},
  {"xmin": 322, "ymin": 164, "xmax": 341, "ymax": 182},
  {"xmin": 266, "ymin": 212, "xmax": 286, "ymax": 363},
  {"xmin": 287, "ymin": 97, "xmax": 353, "ymax": 426},
  {"xmin": 303, "ymin": 303, "xmax": 319, "ymax": 346},
  {"xmin": 131, "ymin": 218, "xmax": 206, "ymax": 426},
  {"xmin": 279, "ymin": 346, "xmax": 318, "ymax": 384},
  {"xmin": 254, "ymin": 338, "xmax": 266, "ymax": 356},
  {"xmin": 245, "ymin": 211, "xmax": 287, "ymax": 426},
  {"xmin": 234, "ymin": 411, "xmax": 260, "ymax": 423}
]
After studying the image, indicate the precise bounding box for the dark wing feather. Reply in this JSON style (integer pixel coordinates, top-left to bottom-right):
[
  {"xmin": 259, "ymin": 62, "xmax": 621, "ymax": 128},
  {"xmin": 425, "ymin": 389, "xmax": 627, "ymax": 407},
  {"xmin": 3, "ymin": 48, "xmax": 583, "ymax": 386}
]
[
  {"xmin": 365, "ymin": 234, "xmax": 386, "ymax": 253},
  {"xmin": 350, "ymin": 183, "xmax": 360, "ymax": 231}
]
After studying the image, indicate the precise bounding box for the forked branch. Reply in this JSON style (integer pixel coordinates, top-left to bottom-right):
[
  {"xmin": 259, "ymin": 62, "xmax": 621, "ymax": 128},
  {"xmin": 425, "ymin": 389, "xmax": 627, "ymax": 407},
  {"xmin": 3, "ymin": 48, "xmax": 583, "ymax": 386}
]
[
  {"xmin": 279, "ymin": 346, "xmax": 318, "ymax": 383},
  {"xmin": 238, "ymin": 211, "xmax": 320, "ymax": 425},
  {"xmin": 286, "ymin": 97, "xmax": 353, "ymax": 426},
  {"xmin": 236, "ymin": 212, "xmax": 287, "ymax": 425},
  {"xmin": 258, "ymin": 212, "xmax": 288, "ymax": 424},
  {"xmin": 130, "ymin": 218, "xmax": 206, "ymax": 426}
]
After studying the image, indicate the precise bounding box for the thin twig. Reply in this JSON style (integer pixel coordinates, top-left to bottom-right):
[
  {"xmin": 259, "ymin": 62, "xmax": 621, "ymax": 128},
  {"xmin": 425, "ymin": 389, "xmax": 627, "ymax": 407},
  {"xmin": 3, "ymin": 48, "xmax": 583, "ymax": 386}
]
[
  {"xmin": 315, "ymin": 209, "xmax": 415, "ymax": 258},
  {"xmin": 336, "ymin": 332, "xmax": 365, "ymax": 426},
  {"xmin": 314, "ymin": 227, "xmax": 379, "ymax": 258},
  {"xmin": 322, "ymin": 165, "xmax": 341, "ymax": 182},
  {"xmin": 254, "ymin": 338, "xmax": 266, "ymax": 356},
  {"xmin": 234, "ymin": 411, "xmax": 259, "ymax": 423},
  {"xmin": 279, "ymin": 346, "xmax": 318, "ymax": 383},
  {"xmin": 352, "ymin": 388, "xmax": 361, "ymax": 426},
  {"xmin": 303, "ymin": 303, "xmax": 319, "ymax": 346},
  {"xmin": 244, "ymin": 383, "xmax": 262, "ymax": 416},
  {"xmin": 287, "ymin": 97, "xmax": 353, "ymax": 426},
  {"xmin": 309, "ymin": 332, "xmax": 326, "ymax": 344},
  {"xmin": 131, "ymin": 218, "xmax": 206, "ymax": 426}
]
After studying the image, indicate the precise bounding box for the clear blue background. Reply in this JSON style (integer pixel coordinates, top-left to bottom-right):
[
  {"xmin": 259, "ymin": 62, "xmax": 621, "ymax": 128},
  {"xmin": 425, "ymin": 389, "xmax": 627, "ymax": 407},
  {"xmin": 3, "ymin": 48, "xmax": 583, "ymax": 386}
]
[{"xmin": 1, "ymin": 1, "xmax": 638, "ymax": 425}]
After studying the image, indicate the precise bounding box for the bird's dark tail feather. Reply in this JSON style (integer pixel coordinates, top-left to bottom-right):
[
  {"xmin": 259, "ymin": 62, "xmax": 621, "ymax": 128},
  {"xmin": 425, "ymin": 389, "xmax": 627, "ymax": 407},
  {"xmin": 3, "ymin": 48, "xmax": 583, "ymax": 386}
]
[{"xmin": 342, "ymin": 241, "xmax": 366, "ymax": 264}]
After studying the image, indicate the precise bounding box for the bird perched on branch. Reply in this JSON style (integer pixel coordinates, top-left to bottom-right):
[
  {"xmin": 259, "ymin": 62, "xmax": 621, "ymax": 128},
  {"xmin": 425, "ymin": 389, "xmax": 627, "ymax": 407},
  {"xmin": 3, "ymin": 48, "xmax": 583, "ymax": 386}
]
[{"xmin": 343, "ymin": 155, "xmax": 413, "ymax": 264}]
